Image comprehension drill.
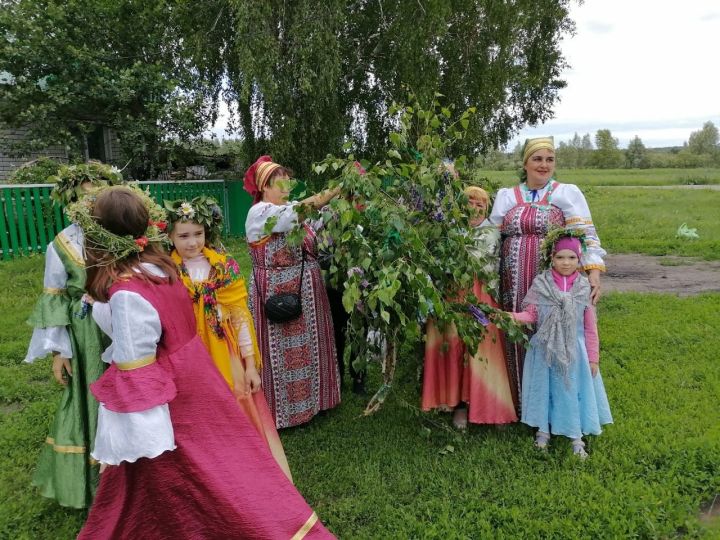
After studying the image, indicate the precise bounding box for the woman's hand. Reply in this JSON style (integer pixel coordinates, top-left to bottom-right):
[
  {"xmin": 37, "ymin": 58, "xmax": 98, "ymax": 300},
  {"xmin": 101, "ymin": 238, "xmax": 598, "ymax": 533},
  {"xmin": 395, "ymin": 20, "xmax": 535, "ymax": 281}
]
[
  {"xmin": 303, "ymin": 186, "xmax": 342, "ymax": 209},
  {"xmin": 244, "ymin": 361, "xmax": 262, "ymax": 394},
  {"xmin": 52, "ymin": 353, "xmax": 72, "ymax": 385},
  {"xmin": 590, "ymin": 363, "xmax": 599, "ymax": 378},
  {"xmin": 587, "ymin": 269, "xmax": 601, "ymax": 305}
]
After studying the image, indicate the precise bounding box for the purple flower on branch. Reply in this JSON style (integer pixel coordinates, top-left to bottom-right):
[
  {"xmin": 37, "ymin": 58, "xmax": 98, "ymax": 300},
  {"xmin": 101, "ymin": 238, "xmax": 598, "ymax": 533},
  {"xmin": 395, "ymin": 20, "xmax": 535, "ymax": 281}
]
[
  {"xmin": 347, "ymin": 267, "xmax": 364, "ymax": 278},
  {"xmin": 468, "ymin": 305, "xmax": 489, "ymax": 327}
]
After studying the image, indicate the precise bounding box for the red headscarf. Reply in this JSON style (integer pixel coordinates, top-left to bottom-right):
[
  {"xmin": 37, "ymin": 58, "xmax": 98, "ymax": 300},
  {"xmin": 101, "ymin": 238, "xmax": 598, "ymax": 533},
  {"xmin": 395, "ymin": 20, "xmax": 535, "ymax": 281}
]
[{"xmin": 244, "ymin": 155, "xmax": 283, "ymax": 204}]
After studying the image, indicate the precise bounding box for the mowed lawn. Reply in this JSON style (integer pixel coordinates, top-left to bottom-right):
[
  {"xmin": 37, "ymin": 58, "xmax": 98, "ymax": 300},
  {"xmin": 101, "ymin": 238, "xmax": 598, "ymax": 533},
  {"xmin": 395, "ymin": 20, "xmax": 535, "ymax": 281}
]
[
  {"xmin": 1, "ymin": 189, "xmax": 719, "ymax": 538},
  {"xmin": 585, "ymin": 187, "xmax": 720, "ymax": 259}
]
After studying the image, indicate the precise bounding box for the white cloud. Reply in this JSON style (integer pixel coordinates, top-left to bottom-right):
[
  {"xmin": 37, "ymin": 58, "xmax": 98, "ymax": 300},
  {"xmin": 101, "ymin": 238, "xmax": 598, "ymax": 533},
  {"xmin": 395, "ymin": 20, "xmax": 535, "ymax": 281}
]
[{"xmin": 514, "ymin": 1, "xmax": 720, "ymax": 148}]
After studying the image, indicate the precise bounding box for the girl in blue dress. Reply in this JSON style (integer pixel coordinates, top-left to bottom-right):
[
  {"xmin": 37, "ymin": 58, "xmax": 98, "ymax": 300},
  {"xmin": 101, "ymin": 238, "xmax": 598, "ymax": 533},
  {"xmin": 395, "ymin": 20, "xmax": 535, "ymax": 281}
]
[{"xmin": 509, "ymin": 230, "xmax": 612, "ymax": 458}]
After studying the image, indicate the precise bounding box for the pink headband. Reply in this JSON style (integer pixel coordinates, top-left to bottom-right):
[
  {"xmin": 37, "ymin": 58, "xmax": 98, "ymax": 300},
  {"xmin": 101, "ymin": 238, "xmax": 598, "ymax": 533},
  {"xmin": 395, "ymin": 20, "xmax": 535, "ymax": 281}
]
[{"xmin": 554, "ymin": 237, "xmax": 581, "ymax": 257}]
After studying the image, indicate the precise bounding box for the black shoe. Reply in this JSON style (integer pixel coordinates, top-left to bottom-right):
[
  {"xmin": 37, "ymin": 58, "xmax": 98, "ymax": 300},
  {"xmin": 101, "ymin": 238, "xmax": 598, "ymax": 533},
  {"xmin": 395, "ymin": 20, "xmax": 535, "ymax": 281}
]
[{"xmin": 351, "ymin": 377, "xmax": 367, "ymax": 396}]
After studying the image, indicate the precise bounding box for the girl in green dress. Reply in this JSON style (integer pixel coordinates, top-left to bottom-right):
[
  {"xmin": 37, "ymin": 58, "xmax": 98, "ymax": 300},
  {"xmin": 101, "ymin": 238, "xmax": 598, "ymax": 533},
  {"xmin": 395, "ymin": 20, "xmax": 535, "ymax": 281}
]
[{"xmin": 24, "ymin": 163, "xmax": 120, "ymax": 508}]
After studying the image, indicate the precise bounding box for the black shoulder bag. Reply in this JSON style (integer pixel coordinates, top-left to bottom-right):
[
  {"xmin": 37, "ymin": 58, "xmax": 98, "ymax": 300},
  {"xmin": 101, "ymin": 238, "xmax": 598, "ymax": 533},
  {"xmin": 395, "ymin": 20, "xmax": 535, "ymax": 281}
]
[{"xmin": 261, "ymin": 248, "xmax": 305, "ymax": 323}]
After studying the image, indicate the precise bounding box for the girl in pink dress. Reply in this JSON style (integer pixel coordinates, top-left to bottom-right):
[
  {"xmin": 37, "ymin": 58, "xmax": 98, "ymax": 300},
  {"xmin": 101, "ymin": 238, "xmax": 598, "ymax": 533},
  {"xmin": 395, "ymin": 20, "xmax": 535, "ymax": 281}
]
[{"xmin": 78, "ymin": 186, "xmax": 333, "ymax": 539}]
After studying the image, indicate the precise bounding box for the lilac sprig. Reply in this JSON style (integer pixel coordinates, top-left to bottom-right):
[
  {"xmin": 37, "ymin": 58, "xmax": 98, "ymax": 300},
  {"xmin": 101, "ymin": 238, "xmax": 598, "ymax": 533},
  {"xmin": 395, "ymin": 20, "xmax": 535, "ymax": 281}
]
[{"xmin": 468, "ymin": 304, "xmax": 489, "ymax": 327}]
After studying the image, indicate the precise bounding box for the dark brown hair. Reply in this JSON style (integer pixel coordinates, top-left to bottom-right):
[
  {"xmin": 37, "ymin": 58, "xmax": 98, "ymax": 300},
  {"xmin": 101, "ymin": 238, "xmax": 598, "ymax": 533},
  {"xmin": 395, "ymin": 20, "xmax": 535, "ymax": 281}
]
[
  {"xmin": 265, "ymin": 166, "xmax": 294, "ymax": 187},
  {"xmin": 85, "ymin": 187, "xmax": 178, "ymax": 302}
]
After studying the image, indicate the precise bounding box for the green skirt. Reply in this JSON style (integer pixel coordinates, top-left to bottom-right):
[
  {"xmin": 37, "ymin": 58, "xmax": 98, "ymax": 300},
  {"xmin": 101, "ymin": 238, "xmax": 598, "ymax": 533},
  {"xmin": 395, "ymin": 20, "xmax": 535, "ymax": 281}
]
[{"xmin": 32, "ymin": 301, "xmax": 107, "ymax": 509}]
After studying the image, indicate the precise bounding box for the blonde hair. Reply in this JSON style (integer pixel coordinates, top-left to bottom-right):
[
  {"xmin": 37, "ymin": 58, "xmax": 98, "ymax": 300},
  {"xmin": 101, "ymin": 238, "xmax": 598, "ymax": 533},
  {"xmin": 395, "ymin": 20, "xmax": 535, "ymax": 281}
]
[{"xmin": 464, "ymin": 186, "xmax": 489, "ymax": 206}]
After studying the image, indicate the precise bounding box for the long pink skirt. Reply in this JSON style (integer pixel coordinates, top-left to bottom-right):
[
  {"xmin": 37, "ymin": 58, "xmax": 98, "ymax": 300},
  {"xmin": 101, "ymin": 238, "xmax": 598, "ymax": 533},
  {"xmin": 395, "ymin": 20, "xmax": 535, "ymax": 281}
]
[
  {"xmin": 421, "ymin": 280, "xmax": 517, "ymax": 425},
  {"xmin": 79, "ymin": 336, "xmax": 333, "ymax": 540}
]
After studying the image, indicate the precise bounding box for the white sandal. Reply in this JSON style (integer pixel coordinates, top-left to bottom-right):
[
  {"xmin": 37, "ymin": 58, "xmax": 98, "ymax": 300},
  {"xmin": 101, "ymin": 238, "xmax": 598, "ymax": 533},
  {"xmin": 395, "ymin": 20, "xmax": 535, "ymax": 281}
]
[
  {"xmin": 572, "ymin": 440, "xmax": 588, "ymax": 459},
  {"xmin": 534, "ymin": 432, "xmax": 550, "ymax": 450}
]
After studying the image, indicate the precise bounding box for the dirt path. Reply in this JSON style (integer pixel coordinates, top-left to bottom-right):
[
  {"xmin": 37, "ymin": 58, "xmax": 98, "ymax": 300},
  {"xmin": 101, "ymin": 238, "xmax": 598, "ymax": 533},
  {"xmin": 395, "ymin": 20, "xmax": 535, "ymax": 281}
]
[
  {"xmin": 602, "ymin": 254, "xmax": 720, "ymax": 295},
  {"xmin": 603, "ymin": 185, "xmax": 720, "ymax": 190}
]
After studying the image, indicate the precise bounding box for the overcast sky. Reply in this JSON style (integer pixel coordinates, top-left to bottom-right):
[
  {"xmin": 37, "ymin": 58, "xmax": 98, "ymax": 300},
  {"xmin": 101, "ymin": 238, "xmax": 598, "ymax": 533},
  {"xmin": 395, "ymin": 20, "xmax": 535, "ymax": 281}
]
[{"xmin": 511, "ymin": 0, "xmax": 720, "ymax": 149}]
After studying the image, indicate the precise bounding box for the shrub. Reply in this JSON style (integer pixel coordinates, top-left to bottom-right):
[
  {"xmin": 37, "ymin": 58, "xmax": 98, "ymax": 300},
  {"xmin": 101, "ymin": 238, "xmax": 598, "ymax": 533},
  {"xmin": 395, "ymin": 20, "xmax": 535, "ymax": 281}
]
[{"xmin": 7, "ymin": 158, "xmax": 63, "ymax": 184}]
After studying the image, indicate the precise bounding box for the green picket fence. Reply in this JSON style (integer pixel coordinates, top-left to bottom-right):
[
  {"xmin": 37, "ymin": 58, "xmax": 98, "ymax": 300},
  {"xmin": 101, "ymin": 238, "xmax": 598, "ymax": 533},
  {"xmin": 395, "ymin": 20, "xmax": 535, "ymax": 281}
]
[{"xmin": 0, "ymin": 180, "xmax": 254, "ymax": 260}]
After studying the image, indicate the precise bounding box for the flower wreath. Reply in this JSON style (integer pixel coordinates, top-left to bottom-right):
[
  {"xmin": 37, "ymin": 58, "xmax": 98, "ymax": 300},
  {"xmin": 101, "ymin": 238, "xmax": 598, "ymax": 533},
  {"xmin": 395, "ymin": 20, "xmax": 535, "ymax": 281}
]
[
  {"xmin": 49, "ymin": 161, "xmax": 124, "ymax": 206},
  {"xmin": 65, "ymin": 183, "xmax": 169, "ymax": 263},
  {"xmin": 539, "ymin": 227, "xmax": 587, "ymax": 269},
  {"xmin": 172, "ymin": 248, "xmax": 241, "ymax": 338},
  {"xmin": 164, "ymin": 196, "xmax": 224, "ymax": 247}
]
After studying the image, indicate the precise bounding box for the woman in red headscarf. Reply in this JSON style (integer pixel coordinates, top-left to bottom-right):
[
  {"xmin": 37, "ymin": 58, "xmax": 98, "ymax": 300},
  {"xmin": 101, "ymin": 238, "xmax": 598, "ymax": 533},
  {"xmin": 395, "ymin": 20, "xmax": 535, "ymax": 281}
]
[{"xmin": 244, "ymin": 157, "xmax": 341, "ymax": 429}]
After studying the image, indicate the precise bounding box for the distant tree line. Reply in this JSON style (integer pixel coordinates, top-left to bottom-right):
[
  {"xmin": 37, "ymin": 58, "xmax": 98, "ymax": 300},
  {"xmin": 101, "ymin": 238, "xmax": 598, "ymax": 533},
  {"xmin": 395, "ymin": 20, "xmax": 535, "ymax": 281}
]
[{"xmin": 478, "ymin": 121, "xmax": 720, "ymax": 170}]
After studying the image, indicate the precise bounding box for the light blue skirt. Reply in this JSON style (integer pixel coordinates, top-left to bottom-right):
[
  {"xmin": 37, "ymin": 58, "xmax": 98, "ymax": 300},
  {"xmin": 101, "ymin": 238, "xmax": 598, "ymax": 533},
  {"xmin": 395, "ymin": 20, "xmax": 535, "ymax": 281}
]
[{"xmin": 521, "ymin": 336, "xmax": 613, "ymax": 439}]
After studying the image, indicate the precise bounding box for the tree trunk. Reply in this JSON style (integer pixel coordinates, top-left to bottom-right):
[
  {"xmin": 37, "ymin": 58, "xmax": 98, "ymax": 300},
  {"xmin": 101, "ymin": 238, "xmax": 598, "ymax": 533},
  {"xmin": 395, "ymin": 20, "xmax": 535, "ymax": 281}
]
[
  {"xmin": 364, "ymin": 330, "xmax": 398, "ymax": 415},
  {"xmin": 237, "ymin": 91, "xmax": 256, "ymax": 162}
]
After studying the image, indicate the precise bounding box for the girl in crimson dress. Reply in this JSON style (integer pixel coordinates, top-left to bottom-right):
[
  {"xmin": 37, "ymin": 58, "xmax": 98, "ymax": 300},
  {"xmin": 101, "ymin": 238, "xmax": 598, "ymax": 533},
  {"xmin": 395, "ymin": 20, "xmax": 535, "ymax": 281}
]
[{"xmin": 78, "ymin": 186, "xmax": 333, "ymax": 539}]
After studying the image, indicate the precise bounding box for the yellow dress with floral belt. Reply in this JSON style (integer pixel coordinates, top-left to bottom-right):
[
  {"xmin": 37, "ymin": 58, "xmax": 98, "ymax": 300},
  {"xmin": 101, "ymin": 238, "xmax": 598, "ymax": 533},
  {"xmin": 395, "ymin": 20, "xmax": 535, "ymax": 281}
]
[{"xmin": 172, "ymin": 247, "xmax": 292, "ymax": 481}]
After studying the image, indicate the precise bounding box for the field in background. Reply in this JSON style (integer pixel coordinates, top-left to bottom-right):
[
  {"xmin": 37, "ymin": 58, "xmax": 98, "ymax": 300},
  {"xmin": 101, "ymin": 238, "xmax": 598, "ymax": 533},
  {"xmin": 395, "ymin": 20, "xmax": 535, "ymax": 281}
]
[
  {"xmin": 479, "ymin": 167, "xmax": 720, "ymax": 187},
  {"xmin": 585, "ymin": 187, "xmax": 720, "ymax": 259}
]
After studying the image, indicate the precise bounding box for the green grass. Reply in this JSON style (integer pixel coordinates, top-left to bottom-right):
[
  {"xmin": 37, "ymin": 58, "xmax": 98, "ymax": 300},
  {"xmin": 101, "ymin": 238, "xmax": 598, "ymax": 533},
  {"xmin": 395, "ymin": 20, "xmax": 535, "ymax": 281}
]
[
  {"xmin": 1, "ymin": 246, "xmax": 719, "ymax": 538},
  {"xmin": 584, "ymin": 187, "xmax": 720, "ymax": 259},
  {"xmin": 281, "ymin": 292, "xmax": 720, "ymax": 538},
  {"xmin": 480, "ymin": 168, "xmax": 720, "ymax": 187}
]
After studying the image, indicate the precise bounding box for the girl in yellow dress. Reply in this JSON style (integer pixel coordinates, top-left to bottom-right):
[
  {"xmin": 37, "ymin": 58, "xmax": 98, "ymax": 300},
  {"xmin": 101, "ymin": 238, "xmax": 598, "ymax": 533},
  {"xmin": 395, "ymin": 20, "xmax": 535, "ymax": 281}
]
[{"xmin": 165, "ymin": 196, "xmax": 292, "ymax": 480}]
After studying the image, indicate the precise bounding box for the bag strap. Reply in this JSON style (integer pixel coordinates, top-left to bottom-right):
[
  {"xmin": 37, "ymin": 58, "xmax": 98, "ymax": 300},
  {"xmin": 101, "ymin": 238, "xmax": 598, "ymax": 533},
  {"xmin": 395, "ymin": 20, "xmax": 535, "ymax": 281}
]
[{"xmin": 297, "ymin": 246, "xmax": 306, "ymax": 295}]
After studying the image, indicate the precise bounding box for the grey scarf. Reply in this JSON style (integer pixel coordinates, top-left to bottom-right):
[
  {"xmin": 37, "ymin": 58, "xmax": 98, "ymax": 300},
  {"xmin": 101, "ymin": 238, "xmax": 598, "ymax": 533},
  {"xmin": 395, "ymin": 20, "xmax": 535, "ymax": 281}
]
[{"xmin": 522, "ymin": 270, "xmax": 590, "ymax": 378}]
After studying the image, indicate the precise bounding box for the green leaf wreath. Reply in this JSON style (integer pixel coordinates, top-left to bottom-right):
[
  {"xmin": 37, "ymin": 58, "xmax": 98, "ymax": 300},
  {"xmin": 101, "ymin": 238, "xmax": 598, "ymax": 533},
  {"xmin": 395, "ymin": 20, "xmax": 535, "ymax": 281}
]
[
  {"xmin": 65, "ymin": 183, "xmax": 169, "ymax": 263},
  {"xmin": 48, "ymin": 161, "xmax": 124, "ymax": 206},
  {"xmin": 164, "ymin": 196, "xmax": 224, "ymax": 247},
  {"xmin": 539, "ymin": 227, "xmax": 588, "ymax": 270}
]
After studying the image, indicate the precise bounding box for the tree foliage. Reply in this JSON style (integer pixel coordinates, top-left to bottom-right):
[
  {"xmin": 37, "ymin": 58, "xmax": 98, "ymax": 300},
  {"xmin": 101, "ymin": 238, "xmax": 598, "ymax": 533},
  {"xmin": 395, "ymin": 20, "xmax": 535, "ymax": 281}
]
[
  {"xmin": 182, "ymin": 0, "xmax": 579, "ymax": 180},
  {"xmin": 687, "ymin": 121, "xmax": 719, "ymax": 155},
  {"xmin": 295, "ymin": 98, "xmax": 525, "ymax": 411},
  {"xmin": 556, "ymin": 132, "xmax": 593, "ymax": 168},
  {"xmin": 625, "ymin": 135, "xmax": 649, "ymax": 169},
  {"xmin": 2, "ymin": 0, "xmax": 579, "ymax": 179},
  {"xmin": 592, "ymin": 129, "xmax": 623, "ymax": 169},
  {"xmin": 0, "ymin": 0, "xmax": 216, "ymax": 179}
]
